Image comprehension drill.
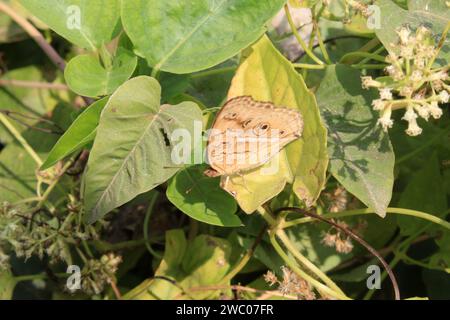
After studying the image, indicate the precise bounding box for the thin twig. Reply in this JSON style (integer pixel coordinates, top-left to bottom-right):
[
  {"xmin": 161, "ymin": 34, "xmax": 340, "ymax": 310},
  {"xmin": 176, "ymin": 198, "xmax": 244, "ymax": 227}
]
[
  {"xmin": 109, "ymin": 279, "xmax": 122, "ymax": 300},
  {"xmin": 275, "ymin": 207, "xmax": 401, "ymax": 300},
  {"xmin": 0, "ymin": 110, "xmax": 64, "ymax": 134},
  {"xmin": 284, "ymin": 4, "xmax": 324, "ymax": 65},
  {"xmin": 0, "ymin": 2, "xmax": 94, "ymax": 106},
  {"xmin": 0, "ymin": 2, "xmax": 66, "ymax": 71},
  {"xmin": 0, "ymin": 79, "xmax": 69, "ymax": 90},
  {"xmin": 180, "ymin": 284, "xmax": 298, "ymax": 300},
  {"xmin": 0, "ymin": 112, "xmax": 43, "ymax": 166}
]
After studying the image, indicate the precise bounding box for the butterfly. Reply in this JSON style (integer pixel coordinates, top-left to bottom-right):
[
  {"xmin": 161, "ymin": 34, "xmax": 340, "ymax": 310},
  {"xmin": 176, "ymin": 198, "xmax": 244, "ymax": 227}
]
[{"xmin": 204, "ymin": 96, "xmax": 303, "ymax": 189}]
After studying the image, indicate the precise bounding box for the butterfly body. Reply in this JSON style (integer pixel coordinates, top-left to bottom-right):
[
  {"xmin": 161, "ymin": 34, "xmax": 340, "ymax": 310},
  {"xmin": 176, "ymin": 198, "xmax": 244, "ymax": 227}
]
[{"xmin": 205, "ymin": 96, "xmax": 303, "ymax": 179}]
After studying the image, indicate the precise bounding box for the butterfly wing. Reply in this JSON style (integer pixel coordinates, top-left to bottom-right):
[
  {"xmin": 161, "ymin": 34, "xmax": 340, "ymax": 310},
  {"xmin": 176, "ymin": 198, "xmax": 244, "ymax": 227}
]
[{"xmin": 207, "ymin": 96, "xmax": 303, "ymax": 176}]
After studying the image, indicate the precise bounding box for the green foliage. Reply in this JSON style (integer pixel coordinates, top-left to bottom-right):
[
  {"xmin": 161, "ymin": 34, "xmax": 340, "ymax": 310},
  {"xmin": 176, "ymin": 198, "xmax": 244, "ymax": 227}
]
[
  {"xmin": 316, "ymin": 65, "xmax": 395, "ymax": 217},
  {"xmin": 121, "ymin": 0, "xmax": 286, "ymax": 74},
  {"xmin": 20, "ymin": 0, "xmax": 121, "ymax": 49},
  {"xmin": 83, "ymin": 76, "xmax": 202, "ymax": 223},
  {"xmin": 376, "ymin": 0, "xmax": 450, "ymax": 63},
  {"xmin": 166, "ymin": 165, "xmax": 241, "ymax": 227},
  {"xmin": 64, "ymin": 48, "xmax": 137, "ymax": 98},
  {"xmin": 41, "ymin": 97, "xmax": 108, "ymax": 170}
]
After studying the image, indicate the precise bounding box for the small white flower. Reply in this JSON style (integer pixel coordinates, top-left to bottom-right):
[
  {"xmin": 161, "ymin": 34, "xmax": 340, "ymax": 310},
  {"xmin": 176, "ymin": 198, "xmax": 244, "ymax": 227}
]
[
  {"xmin": 402, "ymin": 107, "xmax": 422, "ymax": 136},
  {"xmin": 415, "ymin": 26, "xmax": 430, "ymax": 42},
  {"xmin": 385, "ymin": 65, "xmax": 396, "ymax": 75},
  {"xmin": 410, "ymin": 70, "xmax": 423, "ymax": 82},
  {"xmin": 438, "ymin": 90, "xmax": 449, "ymax": 103},
  {"xmin": 432, "ymin": 80, "xmax": 444, "ymax": 91},
  {"xmin": 428, "ymin": 101, "xmax": 443, "ymax": 119},
  {"xmin": 399, "ymin": 86, "xmax": 413, "ymax": 97},
  {"xmin": 400, "ymin": 44, "xmax": 414, "ymax": 59},
  {"xmin": 429, "ymin": 71, "xmax": 448, "ymax": 82},
  {"xmin": 379, "ymin": 88, "xmax": 393, "ymax": 100},
  {"xmin": 361, "ymin": 76, "xmax": 382, "ymax": 89},
  {"xmin": 377, "ymin": 107, "xmax": 393, "ymax": 132},
  {"xmin": 415, "ymin": 105, "xmax": 430, "ymax": 120},
  {"xmin": 402, "ymin": 107, "xmax": 418, "ymax": 122},
  {"xmin": 413, "ymin": 58, "xmax": 425, "ymax": 70},
  {"xmin": 397, "ymin": 27, "xmax": 411, "ymax": 45},
  {"xmin": 385, "ymin": 53, "xmax": 400, "ymax": 64},
  {"xmin": 372, "ymin": 99, "xmax": 386, "ymax": 111},
  {"xmin": 405, "ymin": 120, "xmax": 423, "ymax": 136}
]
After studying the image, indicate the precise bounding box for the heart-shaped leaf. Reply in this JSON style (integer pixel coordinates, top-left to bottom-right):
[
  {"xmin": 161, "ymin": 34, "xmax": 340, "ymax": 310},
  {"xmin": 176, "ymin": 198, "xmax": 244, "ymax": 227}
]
[
  {"xmin": 64, "ymin": 48, "xmax": 137, "ymax": 98},
  {"xmin": 316, "ymin": 64, "xmax": 395, "ymax": 218},
  {"xmin": 20, "ymin": 0, "xmax": 121, "ymax": 49},
  {"xmin": 397, "ymin": 153, "xmax": 447, "ymax": 235},
  {"xmin": 224, "ymin": 35, "xmax": 328, "ymax": 212},
  {"xmin": 121, "ymin": 0, "xmax": 286, "ymax": 74},
  {"xmin": 83, "ymin": 76, "xmax": 203, "ymax": 223},
  {"xmin": 166, "ymin": 165, "xmax": 241, "ymax": 227}
]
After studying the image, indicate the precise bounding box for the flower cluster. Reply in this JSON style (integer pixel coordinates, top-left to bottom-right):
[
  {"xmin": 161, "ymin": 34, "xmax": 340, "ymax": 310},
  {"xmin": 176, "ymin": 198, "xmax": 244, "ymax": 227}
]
[
  {"xmin": 347, "ymin": 0, "xmax": 371, "ymax": 18},
  {"xmin": 264, "ymin": 266, "xmax": 316, "ymax": 300},
  {"xmin": 80, "ymin": 253, "xmax": 122, "ymax": 295},
  {"xmin": 0, "ymin": 202, "xmax": 102, "ymax": 268},
  {"xmin": 362, "ymin": 26, "xmax": 449, "ymax": 136},
  {"xmin": 321, "ymin": 219, "xmax": 365, "ymax": 254}
]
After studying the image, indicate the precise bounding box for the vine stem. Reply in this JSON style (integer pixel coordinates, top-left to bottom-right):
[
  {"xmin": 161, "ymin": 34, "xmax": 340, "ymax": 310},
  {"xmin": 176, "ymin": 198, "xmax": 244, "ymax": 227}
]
[
  {"xmin": 276, "ymin": 230, "xmax": 347, "ymax": 296},
  {"xmin": 284, "ymin": 4, "xmax": 324, "ymax": 65},
  {"xmin": 0, "ymin": 80, "xmax": 69, "ymax": 90},
  {"xmin": 426, "ymin": 21, "xmax": 450, "ymax": 69},
  {"xmin": 314, "ymin": 21, "xmax": 331, "ymax": 64},
  {"xmin": 293, "ymin": 63, "xmax": 326, "ymax": 70},
  {"xmin": 269, "ymin": 232, "xmax": 350, "ymax": 300},
  {"xmin": 0, "ymin": 112, "xmax": 43, "ymax": 166},
  {"xmin": 35, "ymin": 159, "xmax": 75, "ymax": 209},
  {"xmin": 276, "ymin": 207, "xmax": 400, "ymax": 300},
  {"xmin": 257, "ymin": 206, "xmax": 350, "ymax": 300},
  {"xmin": 0, "ymin": 1, "xmax": 66, "ymax": 71},
  {"xmin": 143, "ymin": 191, "xmax": 163, "ymax": 259},
  {"xmin": 283, "ymin": 207, "xmax": 450, "ymax": 230},
  {"xmin": 14, "ymin": 272, "xmax": 68, "ymax": 283}
]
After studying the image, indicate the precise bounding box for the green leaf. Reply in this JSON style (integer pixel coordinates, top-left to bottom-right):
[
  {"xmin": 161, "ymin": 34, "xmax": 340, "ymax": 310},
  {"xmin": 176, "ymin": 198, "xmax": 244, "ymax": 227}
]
[
  {"xmin": 121, "ymin": 0, "xmax": 286, "ymax": 74},
  {"xmin": 375, "ymin": 0, "xmax": 450, "ymax": 64},
  {"xmin": 316, "ymin": 64, "xmax": 395, "ymax": 218},
  {"xmin": 397, "ymin": 153, "xmax": 447, "ymax": 236},
  {"xmin": 41, "ymin": 97, "xmax": 108, "ymax": 170},
  {"xmin": 125, "ymin": 230, "xmax": 232, "ymax": 300},
  {"xmin": 0, "ymin": 268, "xmax": 16, "ymax": 300},
  {"xmin": 223, "ymin": 35, "xmax": 328, "ymax": 212},
  {"xmin": 19, "ymin": 0, "xmax": 121, "ymax": 50},
  {"xmin": 64, "ymin": 48, "xmax": 137, "ymax": 98},
  {"xmin": 83, "ymin": 76, "xmax": 203, "ymax": 223},
  {"xmin": 166, "ymin": 165, "xmax": 241, "ymax": 227}
]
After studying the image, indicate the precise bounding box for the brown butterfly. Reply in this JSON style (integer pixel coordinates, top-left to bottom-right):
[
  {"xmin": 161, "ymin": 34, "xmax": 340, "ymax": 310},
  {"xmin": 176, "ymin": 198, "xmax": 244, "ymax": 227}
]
[{"xmin": 204, "ymin": 96, "xmax": 303, "ymax": 183}]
